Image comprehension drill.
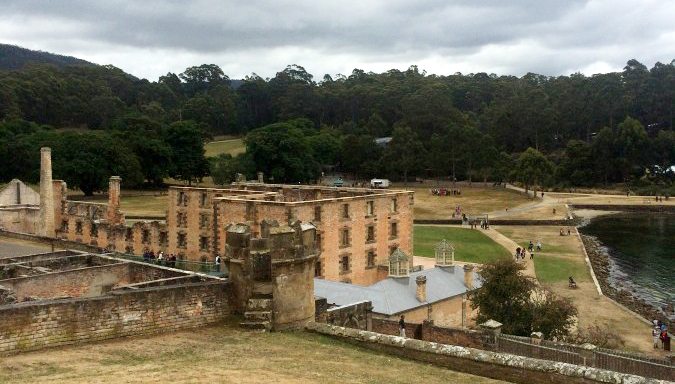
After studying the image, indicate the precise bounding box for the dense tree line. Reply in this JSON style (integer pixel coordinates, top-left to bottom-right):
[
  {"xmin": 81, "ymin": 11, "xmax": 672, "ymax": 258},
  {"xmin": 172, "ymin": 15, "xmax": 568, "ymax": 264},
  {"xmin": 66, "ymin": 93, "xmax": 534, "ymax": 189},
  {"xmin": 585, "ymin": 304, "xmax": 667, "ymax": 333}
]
[
  {"xmin": 0, "ymin": 118, "xmax": 208, "ymax": 195},
  {"xmin": 0, "ymin": 58, "xmax": 673, "ymax": 193}
]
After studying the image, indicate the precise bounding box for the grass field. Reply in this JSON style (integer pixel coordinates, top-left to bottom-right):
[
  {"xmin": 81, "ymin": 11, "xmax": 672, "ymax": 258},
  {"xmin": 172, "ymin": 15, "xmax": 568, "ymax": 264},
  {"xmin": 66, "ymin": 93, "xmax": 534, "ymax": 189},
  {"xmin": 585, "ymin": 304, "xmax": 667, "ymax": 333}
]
[
  {"xmin": 414, "ymin": 225, "xmax": 510, "ymax": 264},
  {"xmin": 494, "ymin": 226, "xmax": 589, "ymax": 284},
  {"xmin": 0, "ymin": 324, "xmax": 504, "ymax": 384},
  {"xmin": 408, "ymin": 185, "xmax": 532, "ymax": 220},
  {"xmin": 204, "ymin": 138, "xmax": 245, "ymax": 157},
  {"xmin": 119, "ymin": 194, "xmax": 168, "ymax": 217}
]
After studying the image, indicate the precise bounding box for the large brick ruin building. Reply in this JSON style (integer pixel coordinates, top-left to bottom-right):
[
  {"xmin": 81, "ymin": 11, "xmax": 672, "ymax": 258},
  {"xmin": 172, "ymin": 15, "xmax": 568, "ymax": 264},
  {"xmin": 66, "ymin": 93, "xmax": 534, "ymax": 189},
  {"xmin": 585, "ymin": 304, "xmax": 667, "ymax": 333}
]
[{"xmin": 0, "ymin": 148, "xmax": 414, "ymax": 286}]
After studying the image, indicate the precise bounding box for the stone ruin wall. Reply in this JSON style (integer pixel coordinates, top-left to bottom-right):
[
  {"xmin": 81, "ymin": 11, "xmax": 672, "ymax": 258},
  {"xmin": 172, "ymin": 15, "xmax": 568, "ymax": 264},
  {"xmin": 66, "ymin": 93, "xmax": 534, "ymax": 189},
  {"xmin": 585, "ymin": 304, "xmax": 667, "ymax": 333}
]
[
  {"xmin": 0, "ymin": 280, "xmax": 229, "ymax": 355},
  {"xmin": 0, "ymin": 252, "xmax": 230, "ymax": 355},
  {"xmin": 24, "ymin": 177, "xmax": 414, "ymax": 286}
]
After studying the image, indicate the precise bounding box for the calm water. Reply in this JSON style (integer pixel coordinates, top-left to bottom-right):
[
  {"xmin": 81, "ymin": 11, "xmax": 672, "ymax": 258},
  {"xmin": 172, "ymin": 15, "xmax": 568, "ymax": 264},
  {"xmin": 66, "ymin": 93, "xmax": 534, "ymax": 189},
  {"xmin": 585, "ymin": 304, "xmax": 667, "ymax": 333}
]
[{"xmin": 580, "ymin": 213, "xmax": 675, "ymax": 317}]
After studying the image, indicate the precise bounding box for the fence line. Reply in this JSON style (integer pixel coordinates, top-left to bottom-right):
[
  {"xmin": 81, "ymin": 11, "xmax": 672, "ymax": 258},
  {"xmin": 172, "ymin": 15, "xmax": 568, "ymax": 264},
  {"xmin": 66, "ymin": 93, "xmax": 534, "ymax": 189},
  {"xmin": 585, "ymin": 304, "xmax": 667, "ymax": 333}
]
[
  {"xmin": 110, "ymin": 253, "xmax": 226, "ymax": 276},
  {"xmin": 496, "ymin": 334, "xmax": 673, "ymax": 381}
]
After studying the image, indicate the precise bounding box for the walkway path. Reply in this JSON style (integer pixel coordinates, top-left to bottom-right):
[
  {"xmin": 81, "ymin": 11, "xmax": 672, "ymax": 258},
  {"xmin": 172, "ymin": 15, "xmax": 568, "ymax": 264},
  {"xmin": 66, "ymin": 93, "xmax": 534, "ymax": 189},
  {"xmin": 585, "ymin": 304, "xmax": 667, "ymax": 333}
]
[
  {"xmin": 412, "ymin": 223, "xmax": 536, "ymax": 279},
  {"xmin": 478, "ymin": 227, "xmax": 536, "ymax": 279}
]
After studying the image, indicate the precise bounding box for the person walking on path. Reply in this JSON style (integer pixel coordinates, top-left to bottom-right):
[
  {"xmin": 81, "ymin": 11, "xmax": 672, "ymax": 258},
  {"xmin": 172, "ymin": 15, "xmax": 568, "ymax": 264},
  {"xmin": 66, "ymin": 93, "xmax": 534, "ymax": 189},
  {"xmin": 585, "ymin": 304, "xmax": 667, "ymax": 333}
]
[
  {"xmin": 530, "ymin": 250, "xmax": 534, "ymax": 260},
  {"xmin": 399, "ymin": 315, "xmax": 406, "ymax": 338},
  {"xmin": 528, "ymin": 240, "xmax": 534, "ymax": 252},
  {"xmin": 536, "ymin": 240, "xmax": 542, "ymax": 251}
]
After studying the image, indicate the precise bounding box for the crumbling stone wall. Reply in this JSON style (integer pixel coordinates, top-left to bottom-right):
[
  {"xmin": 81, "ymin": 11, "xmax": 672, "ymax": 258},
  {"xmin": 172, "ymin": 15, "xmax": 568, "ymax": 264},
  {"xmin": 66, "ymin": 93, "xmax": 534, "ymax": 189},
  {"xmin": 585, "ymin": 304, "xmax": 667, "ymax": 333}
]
[
  {"xmin": 0, "ymin": 285, "xmax": 17, "ymax": 305},
  {"xmin": 0, "ymin": 263, "xmax": 131, "ymax": 300},
  {"xmin": 0, "ymin": 261, "xmax": 183, "ymax": 301},
  {"xmin": 306, "ymin": 323, "xmax": 667, "ymax": 384},
  {"xmin": 0, "ymin": 281, "xmax": 229, "ymax": 354},
  {"xmin": 323, "ymin": 300, "xmax": 373, "ymax": 331}
]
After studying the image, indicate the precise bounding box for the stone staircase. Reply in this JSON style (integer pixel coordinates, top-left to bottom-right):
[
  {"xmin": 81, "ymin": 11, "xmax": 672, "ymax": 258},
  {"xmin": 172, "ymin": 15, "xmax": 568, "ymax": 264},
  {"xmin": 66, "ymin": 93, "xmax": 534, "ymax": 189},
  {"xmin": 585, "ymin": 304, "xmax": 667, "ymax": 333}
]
[{"xmin": 240, "ymin": 294, "xmax": 273, "ymax": 331}]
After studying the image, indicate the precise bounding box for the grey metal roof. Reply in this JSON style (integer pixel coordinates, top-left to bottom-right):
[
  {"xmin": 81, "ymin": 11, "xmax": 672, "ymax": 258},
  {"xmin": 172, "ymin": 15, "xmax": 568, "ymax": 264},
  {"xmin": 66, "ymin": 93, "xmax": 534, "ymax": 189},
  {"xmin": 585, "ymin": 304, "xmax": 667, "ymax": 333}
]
[{"xmin": 314, "ymin": 265, "xmax": 482, "ymax": 315}]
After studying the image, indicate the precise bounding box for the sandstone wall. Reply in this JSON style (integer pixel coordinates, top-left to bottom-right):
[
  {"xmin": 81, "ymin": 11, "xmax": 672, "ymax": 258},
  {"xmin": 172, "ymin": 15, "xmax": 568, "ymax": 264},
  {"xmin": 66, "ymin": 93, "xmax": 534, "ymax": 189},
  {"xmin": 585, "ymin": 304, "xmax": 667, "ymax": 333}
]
[
  {"xmin": 0, "ymin": 262, "xmax": 183, "ymax": 300},
  {"xmin": 0, "ymin": 263, "xmax": 131, "ymax": 300},
  {"xmin": 371, "ymin": 318, "xmax": 487, "ymax": 349},
  {"xmin": 306, "ymin": 322, "xmax": 667, "ymax": 384},
  {"xmin": 0, "ymin": 281, "xmax": 229, "ymax": 354}
]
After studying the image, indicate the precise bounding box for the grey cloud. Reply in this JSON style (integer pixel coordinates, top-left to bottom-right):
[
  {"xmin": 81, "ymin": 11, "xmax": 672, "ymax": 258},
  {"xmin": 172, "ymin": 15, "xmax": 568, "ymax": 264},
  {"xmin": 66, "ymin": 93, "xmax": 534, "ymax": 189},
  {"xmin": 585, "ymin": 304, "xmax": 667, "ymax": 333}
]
[{"xmin": 0, "ymin": 0, "xmax": 673, "ymax": 79}]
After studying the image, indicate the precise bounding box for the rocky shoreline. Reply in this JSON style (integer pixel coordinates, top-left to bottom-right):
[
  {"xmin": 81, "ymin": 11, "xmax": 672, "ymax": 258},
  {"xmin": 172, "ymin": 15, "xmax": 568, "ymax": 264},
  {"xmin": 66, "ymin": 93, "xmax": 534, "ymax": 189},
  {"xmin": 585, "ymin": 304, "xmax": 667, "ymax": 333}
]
[{"xmin": 580, "ymin": 234, "xmax": 670, "ymax": 325}]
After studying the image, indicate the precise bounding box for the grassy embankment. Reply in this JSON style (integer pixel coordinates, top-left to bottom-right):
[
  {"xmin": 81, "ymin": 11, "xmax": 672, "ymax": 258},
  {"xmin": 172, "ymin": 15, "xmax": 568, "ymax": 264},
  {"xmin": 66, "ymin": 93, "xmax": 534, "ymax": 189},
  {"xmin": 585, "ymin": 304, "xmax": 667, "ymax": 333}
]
[
  {"xmin": 0, "ymin": 323, "xmax": 505, "ymax": 384},
  {"xmin": 414, "ymin": 225, "xmax": 510, "ymax": 264}
]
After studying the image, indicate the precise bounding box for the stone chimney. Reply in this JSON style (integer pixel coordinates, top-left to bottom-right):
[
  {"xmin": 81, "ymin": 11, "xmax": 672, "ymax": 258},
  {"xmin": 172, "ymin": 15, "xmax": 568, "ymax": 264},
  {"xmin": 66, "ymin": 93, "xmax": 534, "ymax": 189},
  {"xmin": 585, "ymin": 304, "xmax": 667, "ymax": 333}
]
[
  {"xmin": 39, "ymin": 147, "xmax": 55, "ymax": 237},
  {"xmin": 415, "ymin": 275, "xmax": 427, "ymax": 302},
  {"xmin": 107, "ymin": 176, "xmax": 123, "ymax": 225},
  {"xmin": 463, "ymin": 264, "xmax": 474, "ymax": 290}
]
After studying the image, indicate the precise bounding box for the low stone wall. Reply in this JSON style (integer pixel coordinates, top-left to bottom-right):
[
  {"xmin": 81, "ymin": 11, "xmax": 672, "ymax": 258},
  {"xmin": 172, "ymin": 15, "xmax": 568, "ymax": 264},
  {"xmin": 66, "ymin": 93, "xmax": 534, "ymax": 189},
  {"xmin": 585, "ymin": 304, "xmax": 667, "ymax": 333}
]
[
  {"xmin": 306, "ymin": 322, "xmax": 667, "ymax": 384},
  {"xmin": 0, "ymin": 280, "xmax": 229, "ymax": 354},
  {"xmin": 570, "ymin": 204, "xmax": 675, "ymax": 213},
  {"xmin": 580, "ymin": 235, "xmax": 668, "ymax": 325},
  {"xmin": 414, "ymin": 219, "xmax": 579, "ymax": 226}
]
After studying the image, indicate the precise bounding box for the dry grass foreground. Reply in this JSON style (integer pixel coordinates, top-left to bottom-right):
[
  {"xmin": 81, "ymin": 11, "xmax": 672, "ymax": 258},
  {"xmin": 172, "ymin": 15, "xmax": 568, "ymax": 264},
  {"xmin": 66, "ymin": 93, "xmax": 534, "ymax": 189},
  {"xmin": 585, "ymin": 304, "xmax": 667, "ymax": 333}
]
[
  {"xmin": 494, "ymin": 225, "xmax": 658, "ymax": 355},
  {"xmin": 0, "ymin": 324, "xmax": 506, "ymax": 384}
]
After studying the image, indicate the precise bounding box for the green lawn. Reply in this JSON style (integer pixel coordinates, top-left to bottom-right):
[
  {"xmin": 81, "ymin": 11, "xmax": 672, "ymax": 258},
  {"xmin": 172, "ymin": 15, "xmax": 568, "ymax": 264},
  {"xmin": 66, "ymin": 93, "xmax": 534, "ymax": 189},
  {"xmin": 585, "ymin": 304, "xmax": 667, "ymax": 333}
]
[
  {"xmin": 533, "ymin": 256, "xmax": 590, "ymax": 284},
  {"xmin": 414, "ymin": 225, "xmax": 510, "ymax": 264},
  {"xmin": 119, "ymin": 195, "xmax": 168, "ymax": 217},
  {"xmin": 204, "ymin": 138, "xmax": 245, "ymax": 157}
]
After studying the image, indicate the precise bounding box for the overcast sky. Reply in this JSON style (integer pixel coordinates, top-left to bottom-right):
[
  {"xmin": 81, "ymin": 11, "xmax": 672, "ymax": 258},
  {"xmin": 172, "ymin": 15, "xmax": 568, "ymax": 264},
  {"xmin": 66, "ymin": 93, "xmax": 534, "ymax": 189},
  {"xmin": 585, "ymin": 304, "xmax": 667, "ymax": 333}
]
[{"xmin": 1, "ymin": 0, "xmax": 674, "ymax": 81}]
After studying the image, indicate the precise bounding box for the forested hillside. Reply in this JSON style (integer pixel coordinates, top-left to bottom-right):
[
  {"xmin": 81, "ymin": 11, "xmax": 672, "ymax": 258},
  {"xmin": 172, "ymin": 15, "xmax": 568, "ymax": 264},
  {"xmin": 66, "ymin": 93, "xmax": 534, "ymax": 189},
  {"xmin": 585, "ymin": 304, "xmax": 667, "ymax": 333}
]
[
  {"xmin": 0, "ymin": 48, "xmax": 673, "ymax": 194},
  {"xmin": 0, "ymin": 44, "xmax": 94, "ymax": 71}
]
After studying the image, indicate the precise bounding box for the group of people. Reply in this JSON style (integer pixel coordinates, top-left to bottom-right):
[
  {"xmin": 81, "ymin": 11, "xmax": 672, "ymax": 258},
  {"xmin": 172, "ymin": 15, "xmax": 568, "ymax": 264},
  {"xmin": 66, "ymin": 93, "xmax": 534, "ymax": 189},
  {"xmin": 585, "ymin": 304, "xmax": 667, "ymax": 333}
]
[
  {"xmin": 514, "ymin": 240, "xmax": 540, "ymax": 261},
  {"xmin": 652, "ymin": 320, "xmax": 670, "ymax": 350},
  {"xmin": 431, "ymin": 188, "xmax": 461, "ymax": 196},
  {"xmin": 142, "ymin": 250, "xmax": 178, "ymax": 268},
  {"xmin": 559, "ymin": 227, "xmax": 572, "ymax": 236}
]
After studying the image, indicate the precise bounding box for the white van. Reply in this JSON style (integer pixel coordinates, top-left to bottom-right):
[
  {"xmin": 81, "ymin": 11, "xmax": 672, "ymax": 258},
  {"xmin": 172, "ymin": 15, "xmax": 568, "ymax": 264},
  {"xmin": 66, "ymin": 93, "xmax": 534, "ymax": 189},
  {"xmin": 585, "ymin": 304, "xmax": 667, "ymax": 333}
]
[{"xmin": 370, "ymin": 178, "xmax": 390, "ymax": 188}]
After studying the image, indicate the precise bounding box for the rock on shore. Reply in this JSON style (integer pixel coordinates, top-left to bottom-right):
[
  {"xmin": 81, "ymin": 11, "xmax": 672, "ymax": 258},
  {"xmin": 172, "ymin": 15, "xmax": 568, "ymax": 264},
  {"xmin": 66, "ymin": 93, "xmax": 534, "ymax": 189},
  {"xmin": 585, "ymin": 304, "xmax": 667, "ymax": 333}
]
[{"xmin": 580, "ymin": 234, "xmax": 668, "ymax": 324}]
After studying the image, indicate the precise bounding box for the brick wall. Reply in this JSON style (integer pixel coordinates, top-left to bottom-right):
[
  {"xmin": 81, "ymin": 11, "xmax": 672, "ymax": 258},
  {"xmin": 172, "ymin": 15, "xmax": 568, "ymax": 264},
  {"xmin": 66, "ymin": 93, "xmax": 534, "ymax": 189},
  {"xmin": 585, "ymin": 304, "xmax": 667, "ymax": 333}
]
[
  {"xmin": 1, "ymin": 263, "xmax": 131, "ymax": 300},
  {"xmin": 0, "ymin": 281, "xmax": 229, "ymax": 354},
  {"xmin": 372, "ymin": 318, "xmax": 487, "ymax": 349},
  {"xmin": 0, "ymin": 262, "xmax": 184, "ymax": 300}
]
